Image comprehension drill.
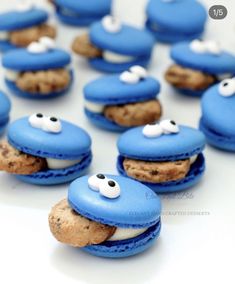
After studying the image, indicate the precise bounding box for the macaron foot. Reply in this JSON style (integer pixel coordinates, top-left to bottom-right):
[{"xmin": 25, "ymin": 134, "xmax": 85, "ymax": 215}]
[
  {"xmin": 49, "ymin": 199, "xmax": 116, "ymax": 247},
  {"xmin": 104, "ymin": 100, "xmax": 162, "ymax": 127},
  {"xmin": 9, "ymin": 24, "xmax": 56, "ymax": 47},
  {"xmin": 165, "ymin": 64, "xmax": 216, "ymax": 91},
  {"xmin": 72, "ymin": 33, "xmax": 103, "ymax": 58},
  {"xmin": 123, "ymin": 158, "xmax": 190, "ymax": 183},
  {"xmin": 0, "ymin": 141, "xmax": 47, "ymax": 175},
  {"xmin": 16, "ymin": 69, "xmax": 71, "ymax": 95}
]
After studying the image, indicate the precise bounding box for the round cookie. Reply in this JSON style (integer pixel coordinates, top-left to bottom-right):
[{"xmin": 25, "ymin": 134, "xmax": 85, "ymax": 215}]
[
  {"xmin": 53, "ymin": 0, "xmax": 112, "ymax": 26},
  {"xmin": 84, "ymin": 66, "xmax": 162, "ymax": 131},
  {"xmin": 0, "ymin": 4, "xmax": 56, "ymax": 52},
  {"xmin": 117, "ymin": 120, "xmax": 206, "ymax": 193},
  {"xmin": 165, "ymin": 40, "xmax": 235, "ymax": 96},
  {"xmin": 49, "ymin": 174, "xmax": 161, "ymax": 258},
  {"xmin": 200, "ymin": 78, "xmax": 235, "ymax": 152},
  {"xmin": 0, "ymin": 114, "xmax": 92, "ymax": 185},
  {"xmin": 146, "ymin": 0, "xmax": 207, "ymax": 43},
  {"xmin": 0, "ymin": 91, "xmax": 11, "ymax": 136},
  {"xmin": 72, "ymin": 15, "xmax": 155, "ymax": 73},
  {"xmin": 2, "ymin": 38, "xmax": 73, "ymax": 99}
]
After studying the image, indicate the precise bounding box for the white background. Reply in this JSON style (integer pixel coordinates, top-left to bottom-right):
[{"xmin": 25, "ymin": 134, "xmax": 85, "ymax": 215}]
[{"xmin": 0, "ymin": 0, "xmax": 234, "ymax": 283}]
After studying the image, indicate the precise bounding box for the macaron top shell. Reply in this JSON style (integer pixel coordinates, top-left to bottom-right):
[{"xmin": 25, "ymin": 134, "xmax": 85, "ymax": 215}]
[
  {"xmin": 8, "ymin": 117, "xmax": 91, "ymax": 159},
  {"xmin": 0, "ymin": 91, "xmax": 11, "ymax": 118},
  {"xmin": 146, "ymin": 0, "xmax": 207, "ymax": 33},
  {"xmin": 68, "ymin": 175, "xmax": 161, "ymax": 228},
  {"xmin": 171, "ymin": 42, "xmax": 235, "ymax": 74},
  {"xmin": 55, "ymin": 0, "xmax": 111, "ymax": 15},
  {"xmin": 90, "ymin": 22, "xmax": 155, "ymax": 56},
  {"xmin": 0, "ymin": 8, "xmax": 48, "ymax": 31},
  {"xmin": 2, "ymin": 49, "xmax": 71, "ymax": 71},
  {"xmin": 201, "ymin": 84, "xmax": 235, "ymax": 137},
  {"xmin": 118, "ymin": 125, "xmax": 205, "ymax": 161},
  {"xmin": 84, "ymin": 74, "xmax": 160, "ymax": 104}
]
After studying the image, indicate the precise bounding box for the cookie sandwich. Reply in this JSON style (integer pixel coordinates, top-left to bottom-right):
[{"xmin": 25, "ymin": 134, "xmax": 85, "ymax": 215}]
[
  {"xmin": 2, "ymin": 37, "xmax": 73, "ymax": 99},
  {"xmin": 0, "ymin": 91, "xmax": 11, "ymax": 136},
  {"xmin": 117, "ymin": 120, "xmax": 206, "ymax": 193},
  {"xmin": 49, "ymin": 174, "xmax": 161, "ymax": 258},
  {"xmin": 0, "ymin": 114, "xmax": 92, "ymax": 185},
  {"xmin": 84, "ymin": 66, "xmax": 162, "ymax": 131},
  {"xmin": 72, "ymin": 15, "xmax": 155, "ymax": 73},
  {"xmin": 165, "ymin": 40, "xmax": 235, "ymax": 96}
]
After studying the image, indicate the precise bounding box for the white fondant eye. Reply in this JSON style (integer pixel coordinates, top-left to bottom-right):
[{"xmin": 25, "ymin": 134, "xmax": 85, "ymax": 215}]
[
  {"xmin": 42, "ymin": 117, "xmax": 62, "ymax": 133},
  {"xmin": 219, "ymin": 79, "xmax": 235, "ymax": 97},
  {"xmin": 29, "ymin": 113, "xmax": 44, "ymax": 129},
  {"xmin": 102, "ymin": 15, "xmax": 121, "ymax": 33},
  {"xmin": 129, "ymin": 66, "xmax": 148, "ymax": 79},
  {"xmin": 99, "ymin": 179, "xmax": 121, "ymax": 199},
  {"xmin": 88, "ymin": 174, "xmax": 107, "ymax": 191},
  {"xmin": 16, "ymin": 1, "xmax": 33, "ymax": 12},
  {"xmin": 205, "ymin": 41, "xmax": 221, "ymax": 55},
  {"xmin": 120, "ymin": 71, "xmax": 140, "ymax": 84},
  {"xmin": 27, "ymin": 42, "xmax": 47, "ymax": 54},
  {"xmin": 190, "ymin": 40, "xmax": 206, "ymax": 53},
  {"xmin": 143, "ymin": 124, "xmax": 163, "ymax": 138},
  {"xmin": 160, "ymin": 119, "xmax": 179, "ymax": 134},
  {"xmin": 39, "ymin": 37, "xmax": 55, "ymax": 50}
]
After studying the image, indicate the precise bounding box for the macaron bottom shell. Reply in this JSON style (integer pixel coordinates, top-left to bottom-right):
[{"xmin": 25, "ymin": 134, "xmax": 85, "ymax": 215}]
[
  {"xmin": 200, "ymin": 119, "xmax": 235, "ymax": 152},
  {"xmin": 117, "ymin": 154, "xmax": 205, "ymax": 193},
  {"xmin": 82, "ymin": 220, "xmax": 161, "ymax": 258}
]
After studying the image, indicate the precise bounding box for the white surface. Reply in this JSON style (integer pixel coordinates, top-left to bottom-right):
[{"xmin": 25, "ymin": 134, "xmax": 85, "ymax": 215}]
[{"xmin": 0, "ymin": 0, "xmax": 235, "ymax": 284}]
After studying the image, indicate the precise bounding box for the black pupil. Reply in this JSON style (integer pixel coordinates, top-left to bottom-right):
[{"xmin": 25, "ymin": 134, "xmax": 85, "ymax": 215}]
[
  {"xmin": 36, "ymin": 113, "xmax": 43, "ymax": 118},
  {"xmin": 50, "ymin": 117, "xmax": 58, "ymax": 122},
  {"xmin": 108, "ymin": 180, "xmax": 116, "ymax": 187},
  {"xmin": 223, "ymin": 82, "xmax": 228, "ymax": 87},
  {"xmin": 97, "ymin": 174, "xmax": 105, "ymax": 179},
  {"xmin": 170, "ymin": 120, "xmax": 176, "ymax": 125}
]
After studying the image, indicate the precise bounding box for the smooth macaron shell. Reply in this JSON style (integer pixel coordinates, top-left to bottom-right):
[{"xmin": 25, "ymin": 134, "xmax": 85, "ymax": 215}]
[{"xmin": 0, "ymin": 91, "xmax": 11, "ymax": 135}]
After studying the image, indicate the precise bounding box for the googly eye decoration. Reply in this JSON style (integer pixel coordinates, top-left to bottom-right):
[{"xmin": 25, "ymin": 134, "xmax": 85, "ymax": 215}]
[
  {"xmin": 190, "ymin": 39, "xmax": 221, "ymax": 55},
  {"xmin": 88, "ymin": 174, "xmax": 121, "ymax": 199},
  {"xmin": 102, "ymin": 15, "xmax": 122, "ymax": 33},
  {"xmin": 27, "ymin": 37, "xmax": 56, "ymax": 54},
  {"xmin": 16, "ymin": 0, "xmax": 34, "ymax": 12},
  {"xmin": 120, "ymin": 66, "xmax": 148, "ymax": 84},
  {"xmin": 143, "ymin": 119, "xmax": 179, "ymax": 138},
  {"xmin": 219, "ymin": 78, "xmax": 235, "ymax": 97},
  {"xmin": 39, "ymin": 37, "xmax": 55, "ymax": 50},
  {"xmin": 28, "ymin": 114, "xmax": 62, "ymax": 133}
]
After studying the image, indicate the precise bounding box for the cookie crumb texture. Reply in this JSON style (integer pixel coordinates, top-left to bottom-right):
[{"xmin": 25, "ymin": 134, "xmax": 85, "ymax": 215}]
[
  {"xmin": 104, "ymin": 100, "xmax": 162, "ymax": 127},
  {"xmin": 165, "ymin": 64, "xmax": 216, "ymax": 90},
  {"xmin": 123, "ymin": 158, "xmax": 190, "ymax": 183},
  {"xmin": 9, "ymin": 24, "xmax": 56, "ymax": 47},
  {"xmin": 16, "ymin": 69, "xmax": 71, "ymax": 95},
  {"xmin": 49, "ymin": 199, "xmax": 116, "ymax": 247},
  {"xmin": 72, "ymin": 34, "xmax": 103, "ymax": 58},
  {"xmin": 0, "ymin": 141, "xmax": 47, "ymax": 174}
]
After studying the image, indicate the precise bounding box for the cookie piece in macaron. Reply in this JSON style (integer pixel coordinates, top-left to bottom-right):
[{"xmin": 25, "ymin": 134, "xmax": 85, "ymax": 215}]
[
  {"xmin": 0, "ymin": 114, "xmax": 92, "ymax": 185},
  {"xmin": 0, "ymin": 91, "xmax": 11, "ymax": 136},
  {"xmin": 84, "ymin": 66, "xmax": 162, "ymax": 131},
  {"xmin": 0, "ymin": 2, "xmax": 56, "ymax": 52},
  {"xmin": 146, "ymin": 0, "xmax": 207, "ymax": 43},
  {"xmin": 52, "ymin": 0, "xmax": 112, "ymax": 26},
  {"xmin": 49, "ymin": 174, "xmax": 161, "ymax": 258},
  {"xmin": 117, "ymin": 120, "xmax": 206, "ymax": 193},
  {"xmin": 2, "ymin": 37, "xmax": 73, "ymax": 99},
  {"xmin": 200, "ymin": 78, "xmax": 235, "ymax": 152},
  {"xmin": 165, "ymin": 40, "xmax": 235, "ymax": 96},
  {"xmin": 72, "ymin": 15, "xmax": 155, "ymax": 73}
]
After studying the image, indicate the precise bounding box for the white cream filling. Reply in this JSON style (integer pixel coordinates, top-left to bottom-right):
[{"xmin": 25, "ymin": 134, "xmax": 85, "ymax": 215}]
[
  {"xmin": 46, "ymin": 158, "xmax": 81, "ymax": 170},
  {"xmin": 108, "ymin": 227, "xmax": 148, "ymax": 241},
  {"xmin": 0, "ymin": 31, "xmax": 9, "ymax": 40},
  {"xmin": 190, "ymin": 155, "xmax": 198, "ymax": 165},
  {"xmin": 103, "ymin": 51, "xmax": 135, "ymax": 63},
  {"xmin": 84, "ymin": 100, "xmax": 104, "ymax": 113}
]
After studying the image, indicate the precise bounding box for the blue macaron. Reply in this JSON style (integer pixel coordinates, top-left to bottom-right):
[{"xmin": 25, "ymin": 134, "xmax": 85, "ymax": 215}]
[
  {"xmin": 117, "ymin": 120, "xmax": 206, "ymax": 193},
  {"xmin": 3, "ymin": 114, "xmax": 92, "ymax": 185},
  {"xmin": 0, "ymin": 5, "xmax": 53, "ymax": 52},
  {"xmin": 54, "ymin": 0, "xmax": 112, "ymax": 26},
  {"xmin": 200, "ymin": 79, "xmax": 235, "ymax": 152},
  {"xmin": 84, "ymin": 66, "xmax": 162, "ymax": 132},
  {"xmin": 2, "ymin": 38, "xmax": 73, "ymax": 99},
  {"xmin": 0, "ymin": 91, "xmax": 11, "ymax": 136},
  {"xmin": 73, "ymin": 15, "xmax": 155, "ymax": 73},
  {"xmin": 146, "ymin": 0, "xmax": 207, "ymax": 43},
  {"xmin": 67, "ymin": 174, "xmax": 161, "ymax": 258},
  {"xmin": 166, "ymin": 40, "xmax": 235, "ymax": 96}
]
